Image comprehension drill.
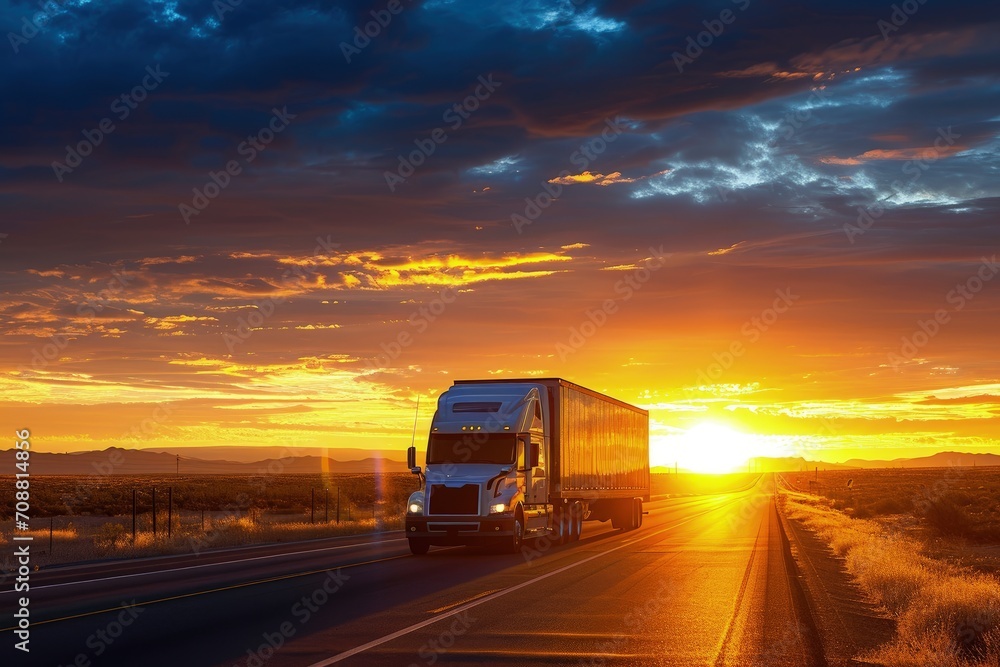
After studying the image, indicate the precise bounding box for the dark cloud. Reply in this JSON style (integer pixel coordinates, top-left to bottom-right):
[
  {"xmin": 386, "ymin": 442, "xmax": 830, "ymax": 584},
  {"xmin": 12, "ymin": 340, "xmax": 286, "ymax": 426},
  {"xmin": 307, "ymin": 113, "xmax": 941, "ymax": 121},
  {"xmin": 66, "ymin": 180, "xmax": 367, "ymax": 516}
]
[{"xmin": 1, "ymin": 0, "xmax": 998, "ymax": 456}]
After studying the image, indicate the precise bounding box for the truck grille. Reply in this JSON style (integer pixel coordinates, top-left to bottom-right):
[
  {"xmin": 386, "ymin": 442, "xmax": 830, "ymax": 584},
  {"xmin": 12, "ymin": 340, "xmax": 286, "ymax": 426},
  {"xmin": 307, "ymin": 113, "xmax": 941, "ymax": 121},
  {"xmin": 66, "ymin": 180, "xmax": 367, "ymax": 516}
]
[{"xmin": 428, "ymin": 484, "xmax": 479, "ymax": 515}]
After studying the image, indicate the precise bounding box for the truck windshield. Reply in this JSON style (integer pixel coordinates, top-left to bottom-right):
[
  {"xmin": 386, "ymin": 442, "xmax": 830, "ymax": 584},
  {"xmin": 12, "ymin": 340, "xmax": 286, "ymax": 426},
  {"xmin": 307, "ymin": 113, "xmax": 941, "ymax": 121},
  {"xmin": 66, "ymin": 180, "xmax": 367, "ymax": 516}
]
[{"xmin": 427, "ymin": 433, "xmax": 516, "ymax": 464}]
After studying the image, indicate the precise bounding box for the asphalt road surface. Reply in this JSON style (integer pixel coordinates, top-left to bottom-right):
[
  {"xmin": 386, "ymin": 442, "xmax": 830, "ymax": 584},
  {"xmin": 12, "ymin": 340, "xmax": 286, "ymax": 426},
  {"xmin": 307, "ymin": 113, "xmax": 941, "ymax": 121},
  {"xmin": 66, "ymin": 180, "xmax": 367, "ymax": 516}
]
[{"xmin": 3, "ymin": 476, "xmax": 826, "ymax": 666}]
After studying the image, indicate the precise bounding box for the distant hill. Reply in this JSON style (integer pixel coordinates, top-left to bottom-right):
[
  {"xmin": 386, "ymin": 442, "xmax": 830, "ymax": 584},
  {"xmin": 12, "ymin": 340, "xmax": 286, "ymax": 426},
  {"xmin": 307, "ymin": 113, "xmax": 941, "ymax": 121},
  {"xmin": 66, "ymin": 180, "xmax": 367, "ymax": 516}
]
[
  {"xmin": 843, "ymin": 451, "xmax": 1000, "ymax": 469},
  {"xmin": 139, "ymin": 445, "xmax": 407, "ymax": 464},
  {"xmin": 4, "ymin": 447, "xmax": 409, "ymax": 475},
  {"xmin": 653, "ymin": 456, "xmax": 857, "ymax": 474},
  {"xmin": 752, "ymin": 457, "xmax": 857, "ymax": 473}
]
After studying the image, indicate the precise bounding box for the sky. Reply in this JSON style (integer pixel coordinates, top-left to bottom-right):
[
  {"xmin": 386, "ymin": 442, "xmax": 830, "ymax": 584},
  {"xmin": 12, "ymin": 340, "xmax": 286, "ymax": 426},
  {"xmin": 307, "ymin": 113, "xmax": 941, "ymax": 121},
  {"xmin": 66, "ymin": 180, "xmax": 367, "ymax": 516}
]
[{"xmin": 1, "ymin": 0, "xmax": 999, "ymax": 472}]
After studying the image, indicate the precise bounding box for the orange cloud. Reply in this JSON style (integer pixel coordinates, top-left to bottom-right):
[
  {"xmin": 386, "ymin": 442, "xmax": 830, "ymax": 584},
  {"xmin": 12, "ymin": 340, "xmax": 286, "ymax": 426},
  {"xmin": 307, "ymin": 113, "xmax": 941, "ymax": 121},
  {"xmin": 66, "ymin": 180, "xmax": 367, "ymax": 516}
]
[
  {"xmin": 821, "ymin": 143, "xmax": 966, "ymax": 165},
  {"xmin": 819, "ymin": 156, "xmax": 864, "ymax": 165},
  {"xmin": 548, "ymin": 169, "xmax": 669, "ymax": 187}
]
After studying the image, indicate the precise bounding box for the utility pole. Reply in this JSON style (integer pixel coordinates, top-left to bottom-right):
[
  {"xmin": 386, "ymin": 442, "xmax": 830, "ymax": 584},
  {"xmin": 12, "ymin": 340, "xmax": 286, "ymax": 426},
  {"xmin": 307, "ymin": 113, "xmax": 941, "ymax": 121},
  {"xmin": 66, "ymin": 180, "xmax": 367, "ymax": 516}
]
[{"xmin": 132, "ymin": 488, "xmax": 137, "ymax": 543}]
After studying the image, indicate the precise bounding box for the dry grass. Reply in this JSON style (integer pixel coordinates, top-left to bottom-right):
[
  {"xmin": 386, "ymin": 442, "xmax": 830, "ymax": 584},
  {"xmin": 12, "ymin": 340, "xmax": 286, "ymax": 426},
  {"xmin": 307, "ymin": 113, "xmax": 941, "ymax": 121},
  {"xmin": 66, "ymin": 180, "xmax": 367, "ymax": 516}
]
[
  {"xmin": 783, "ymin": 490, "xmax": 1000, "ymax": 666},
  {"xmin": 0, "ymin": 471, "xmax": 416, "ymax": 569},
  {"xmin": 781, "ymin": 467, "xmax": 1000, "ymax": 544},
  {"xmin": 0, "ymin": 512, "xmax": 404, "ymax": 569}
]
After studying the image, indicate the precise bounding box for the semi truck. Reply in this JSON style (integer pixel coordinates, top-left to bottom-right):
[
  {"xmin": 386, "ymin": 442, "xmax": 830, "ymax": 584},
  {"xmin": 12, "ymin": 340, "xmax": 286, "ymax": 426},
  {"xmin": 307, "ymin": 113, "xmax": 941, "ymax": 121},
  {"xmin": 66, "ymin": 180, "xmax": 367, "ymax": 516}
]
[{"xmin": 404, "ymin": 378, "xmax": 650, "ymax": 555}]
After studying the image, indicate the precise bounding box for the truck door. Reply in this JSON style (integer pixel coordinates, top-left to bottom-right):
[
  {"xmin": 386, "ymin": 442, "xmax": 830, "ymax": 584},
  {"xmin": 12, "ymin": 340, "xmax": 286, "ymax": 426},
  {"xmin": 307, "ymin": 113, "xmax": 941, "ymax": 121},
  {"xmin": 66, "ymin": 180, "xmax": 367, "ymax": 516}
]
[{"xmin": 526, "ymin": 434, "xmax": 547, "ymax": 505}]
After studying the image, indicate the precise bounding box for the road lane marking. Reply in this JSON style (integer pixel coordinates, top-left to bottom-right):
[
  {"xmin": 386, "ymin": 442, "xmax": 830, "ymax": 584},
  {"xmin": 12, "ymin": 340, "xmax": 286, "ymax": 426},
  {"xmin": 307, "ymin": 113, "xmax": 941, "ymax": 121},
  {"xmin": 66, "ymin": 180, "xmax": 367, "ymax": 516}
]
[
  {"xmin": 306, "ymin": 492, "xmax": 755, "ymax": 666},
  {"xmin": 426, "ymin": 588, "xmax": 504, "ymax": 614},
  {"xmin": 0, "ymin": 553, "xmax": 410, "ymax": 632},
  {"xmin": 0, "ymin": 537, "xmax": 406, "ymax": 595},
  {"xmin": 712, "ymin": 518, "xmax": 765, "ymax": 666}
]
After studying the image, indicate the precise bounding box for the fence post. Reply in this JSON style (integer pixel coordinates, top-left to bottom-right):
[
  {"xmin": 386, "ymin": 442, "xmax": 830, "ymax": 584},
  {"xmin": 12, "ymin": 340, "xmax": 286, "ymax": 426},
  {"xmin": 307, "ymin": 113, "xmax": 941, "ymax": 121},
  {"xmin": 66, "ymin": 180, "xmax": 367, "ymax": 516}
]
[
  {"xmin": 336, "ymin": 487, "xmax": 340, "ymax": 523},
  {"xmin": 152, "ymin": 487, "xmax": 157, "ymax": 539},
  {"xmin": 168, "ymin": 487, "xmax": 173, "ymax": 539},
  {"xmin": 49, "ymin": 517, "xmax": 53, "ymax": 554},
  {"xmin": 325, "ymin": 488, "xmax": 329, "ymax": 523},
  {"xmin": 132, "ymin": 488, "xmax": 137, "ymax": 544},
  {"xmin": 311, "ymin": 488, "xmax": 315, "ymax": 524}
]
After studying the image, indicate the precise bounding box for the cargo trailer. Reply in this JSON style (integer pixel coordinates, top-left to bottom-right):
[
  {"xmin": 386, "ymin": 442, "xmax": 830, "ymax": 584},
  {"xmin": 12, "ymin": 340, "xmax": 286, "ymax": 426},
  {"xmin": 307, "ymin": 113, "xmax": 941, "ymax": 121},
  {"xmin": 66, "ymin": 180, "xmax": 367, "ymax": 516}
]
[{"xmin": 404, "ymin": 378, "xmax": 649, "ymax": 554}]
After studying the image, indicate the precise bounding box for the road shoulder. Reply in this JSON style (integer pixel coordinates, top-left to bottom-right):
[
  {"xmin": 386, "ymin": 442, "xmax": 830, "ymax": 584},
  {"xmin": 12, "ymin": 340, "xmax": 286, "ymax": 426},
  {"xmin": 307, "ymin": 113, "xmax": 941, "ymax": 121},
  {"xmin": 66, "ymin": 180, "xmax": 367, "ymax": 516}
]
[{"xmin": 776, "ymin": 495, "xmax": 895, "ymax": 667}]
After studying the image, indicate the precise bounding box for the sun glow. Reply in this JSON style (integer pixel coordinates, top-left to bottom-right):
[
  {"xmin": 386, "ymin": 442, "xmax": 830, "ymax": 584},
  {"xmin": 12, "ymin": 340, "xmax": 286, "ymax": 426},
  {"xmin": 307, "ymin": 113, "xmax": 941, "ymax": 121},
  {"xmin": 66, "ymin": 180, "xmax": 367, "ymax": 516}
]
[{"xmin": 671, "ymin": 422, "xmax": 762, "ymax": 474}]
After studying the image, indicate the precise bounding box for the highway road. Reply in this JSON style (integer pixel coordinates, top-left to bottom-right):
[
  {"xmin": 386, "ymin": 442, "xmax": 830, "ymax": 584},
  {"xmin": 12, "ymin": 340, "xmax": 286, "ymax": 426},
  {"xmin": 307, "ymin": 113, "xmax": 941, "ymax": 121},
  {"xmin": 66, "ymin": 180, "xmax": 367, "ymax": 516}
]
[{"xmin": 4, "ymin": 476, "xmax": 826, "ymax": 666}]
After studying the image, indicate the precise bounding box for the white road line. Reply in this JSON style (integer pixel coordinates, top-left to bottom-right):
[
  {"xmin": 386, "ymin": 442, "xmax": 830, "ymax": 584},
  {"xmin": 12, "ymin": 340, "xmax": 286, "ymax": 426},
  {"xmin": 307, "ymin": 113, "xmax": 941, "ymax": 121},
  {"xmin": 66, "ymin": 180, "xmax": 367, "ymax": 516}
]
[
  {"xmin": 0, "ymin": 537, "xmax": 405, "ymax": 594},
  {"xmin": 306, "ymin": 496, "xmax": 747, "ymax": 666}
]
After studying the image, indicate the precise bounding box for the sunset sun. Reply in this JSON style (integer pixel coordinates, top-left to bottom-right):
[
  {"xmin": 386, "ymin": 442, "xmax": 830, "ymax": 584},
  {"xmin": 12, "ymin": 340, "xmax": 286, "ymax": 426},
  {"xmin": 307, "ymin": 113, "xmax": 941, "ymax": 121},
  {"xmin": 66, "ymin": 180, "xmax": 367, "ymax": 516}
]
[{"xmin": 674, "ymin": 422, "xmax": 761, "ymax": 474}]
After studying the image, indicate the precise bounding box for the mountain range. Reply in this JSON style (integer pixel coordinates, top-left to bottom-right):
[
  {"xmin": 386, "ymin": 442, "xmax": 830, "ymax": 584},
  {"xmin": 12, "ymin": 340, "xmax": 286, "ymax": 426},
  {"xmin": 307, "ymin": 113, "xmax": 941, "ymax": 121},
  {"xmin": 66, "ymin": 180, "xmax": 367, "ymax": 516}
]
[
  {"xmin": 6, "ymin": 447, "xmax": 998, "ymax": 476},
  {"xmin": 9, "ymin": 447, "xmax": 409, "ymax": 475}
]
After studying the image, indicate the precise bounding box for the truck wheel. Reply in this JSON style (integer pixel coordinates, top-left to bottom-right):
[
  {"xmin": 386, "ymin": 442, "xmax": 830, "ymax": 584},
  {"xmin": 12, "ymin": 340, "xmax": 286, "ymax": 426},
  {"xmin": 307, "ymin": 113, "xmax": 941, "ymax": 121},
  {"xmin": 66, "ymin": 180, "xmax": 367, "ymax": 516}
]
[
  {"xmin": 611, "ymin": 504, "xmax": 624, "ymax": 530},
  {"xmin": 553, "ymin": 507, "xmax": 569, "ymax": 545},
  {"xmin": 635, "ymin": 498, "xmax": 643, "ymax": 529},
  {"xmin": 506, "ymin": 513, "xmax": 524, "ymax": 554},
  {"xmin": 569, "ymin": 502, "xmax": 583, "ymax": 541},
  {"xmin": 611, "ymin": 499, "xmax": 630, "ymax": 531},
  {"xmin": 408, "ymin": 538, "xmax": 430, "ymax": 555}
]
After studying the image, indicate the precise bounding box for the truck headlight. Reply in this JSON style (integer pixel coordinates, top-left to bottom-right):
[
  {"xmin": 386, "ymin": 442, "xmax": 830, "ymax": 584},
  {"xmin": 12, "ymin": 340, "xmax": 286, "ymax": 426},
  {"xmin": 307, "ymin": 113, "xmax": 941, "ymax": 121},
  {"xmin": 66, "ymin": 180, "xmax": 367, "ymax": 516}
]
[
  {"xmin": 408, "ymin": 499, "xmax": 423, "ymax": 515},
  {"xmin": 489, "ymin": 502, "xmax": 507, "ymax": 514}
]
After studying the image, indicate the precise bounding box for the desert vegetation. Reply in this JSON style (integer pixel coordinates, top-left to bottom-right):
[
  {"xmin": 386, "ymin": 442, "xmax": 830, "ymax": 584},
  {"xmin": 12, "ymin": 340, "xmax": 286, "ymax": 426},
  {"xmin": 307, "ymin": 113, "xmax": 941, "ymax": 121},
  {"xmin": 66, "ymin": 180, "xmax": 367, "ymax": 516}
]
[
  {"xmin": 0, "ymin": 473, "xmax": 418, "ymax": 568},
  {"xmin": 782, "ymin": 467, "xmax": 1000, "ymax": 555},
  {"xmin": 783, "ymin": 485, "xmax": 1000, "ymax": 666}
]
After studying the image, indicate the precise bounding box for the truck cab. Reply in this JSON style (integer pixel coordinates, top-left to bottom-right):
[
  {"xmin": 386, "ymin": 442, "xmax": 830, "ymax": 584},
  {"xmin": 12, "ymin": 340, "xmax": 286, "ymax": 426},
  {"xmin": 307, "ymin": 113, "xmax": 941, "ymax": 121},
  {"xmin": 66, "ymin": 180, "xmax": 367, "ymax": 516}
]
[{"xmin": 404, "ymin": 383, "xmax": 548, "ymax": 554}]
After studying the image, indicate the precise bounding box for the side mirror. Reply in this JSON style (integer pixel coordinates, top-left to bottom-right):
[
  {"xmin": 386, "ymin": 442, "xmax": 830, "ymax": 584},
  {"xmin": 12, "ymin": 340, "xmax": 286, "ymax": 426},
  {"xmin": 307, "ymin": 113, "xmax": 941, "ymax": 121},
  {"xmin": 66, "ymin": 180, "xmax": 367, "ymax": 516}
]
[
  {"xmin": 407, "ymin": 445, "xmax": 417, "ymax": 472},
  {"xmin": 530, "ymin": 442, "xmax": 539, "ymax": 468},
  {"xmin": 517, "ymin": 436, "xmax": 533, "ymax": 472}
]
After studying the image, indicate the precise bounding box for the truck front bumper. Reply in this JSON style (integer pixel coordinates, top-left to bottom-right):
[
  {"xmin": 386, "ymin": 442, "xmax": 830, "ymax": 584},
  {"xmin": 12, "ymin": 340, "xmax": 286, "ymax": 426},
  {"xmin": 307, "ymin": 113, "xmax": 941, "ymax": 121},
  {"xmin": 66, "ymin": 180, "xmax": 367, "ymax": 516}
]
[{"xmin": 405, "ymin": 515, "xmax": 515, "ymax": 546}]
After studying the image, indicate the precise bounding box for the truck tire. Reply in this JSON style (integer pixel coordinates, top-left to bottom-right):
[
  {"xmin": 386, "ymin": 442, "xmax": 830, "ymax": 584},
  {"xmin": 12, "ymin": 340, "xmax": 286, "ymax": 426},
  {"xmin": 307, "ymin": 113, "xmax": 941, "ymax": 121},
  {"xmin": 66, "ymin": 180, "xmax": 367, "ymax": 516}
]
[
  {"xmin": 635, "ymin": 498, "xmax": 643, "ymax": 529},
  {"xmin": 611, "ymin": 499, "xmax": 629, "ymax": 530},
  {"xmin": 553, "ymin": 506, "xmax": 569, "ymax": 545},
  {"xmin": 408, "ymin": 538, "xmax": 430, "ymax": 555},
  {"xmin": 569, "ymin": 501, "xmax": 583, "ymax": 541},
  {"xmin": 505, "ymin": 513, "xmax": 524, "ymax": 554}
]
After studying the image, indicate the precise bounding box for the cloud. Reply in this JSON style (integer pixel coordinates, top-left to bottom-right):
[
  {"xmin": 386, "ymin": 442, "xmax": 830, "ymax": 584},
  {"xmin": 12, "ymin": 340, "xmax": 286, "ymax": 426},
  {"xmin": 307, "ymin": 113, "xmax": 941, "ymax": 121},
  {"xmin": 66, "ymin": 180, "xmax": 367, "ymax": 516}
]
[{"xmin": 548, "ymin": 169, "xmax": 669, "ymax": 186}]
